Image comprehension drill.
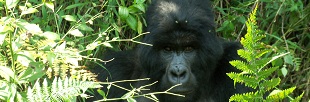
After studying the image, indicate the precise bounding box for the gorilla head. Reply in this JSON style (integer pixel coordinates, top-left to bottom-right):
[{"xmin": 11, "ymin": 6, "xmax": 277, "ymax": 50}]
[{"xmin": 136, "ymin": 0, "xmax": 225, "ymax": 101}]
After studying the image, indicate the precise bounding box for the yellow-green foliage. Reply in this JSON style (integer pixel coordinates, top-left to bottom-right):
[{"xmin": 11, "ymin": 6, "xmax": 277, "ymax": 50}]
[{"xmin": 227, "ymin": 4, "xmax": 303, "ymax": 102}]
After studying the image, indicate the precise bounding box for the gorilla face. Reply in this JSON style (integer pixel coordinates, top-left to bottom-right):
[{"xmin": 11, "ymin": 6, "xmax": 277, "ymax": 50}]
[
  {"xmin": 155, "ymin": 31, "xmax": 199, "ymax": 94},
  {"xmin": 144, "ymin": 30, "xmax": 215, "ymax": 101}
]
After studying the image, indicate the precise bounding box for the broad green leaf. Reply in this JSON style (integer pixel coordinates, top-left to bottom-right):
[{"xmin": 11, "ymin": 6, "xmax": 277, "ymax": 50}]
[
  {"xmin": 17, "ymin": 51, "xmax": 35, "ymax": 67},
  {"xmin": 86, "ymin": 42, "xmax": 99, "ymax": 50},
  {"xmin": 17, "ymin": 21, "xmax": 42, "ymax": 34},
  {"xmin": 0, "ymin": 66, "xmax": 15, "ymax": 81},
  {"xmin": 21, "ymin": 8, "xmax": 39, "ymax": 15},
  {"xmin": 18, "ymin": 66, "xmax": 33, "ymax": 80},
  {"xmin": 65, "ymin": 2, "xmax": 89, "ymax": 10},
  {"xmin": 40, "ymin": 31, "xmax": 60, "ymax": 40},
  {"xmin": 284, "ymin": 54, "xmax": 294, "ymax": 65},
  {"xmin": 55, "ymin": 41, "xmax": 66, "ymax": 52},
  {"xmin": 281, "ymin": 67, "xmax": 288, "ymax": 77},
  {"xmin": 126, "ymin": 15, "xmax": 137, "ymax": 31},
  {"xmin": 77, "ymin": 24, "xmax": 94, "ymax": 31},
  {"xmin": 102, "ymin": 42, "xmax": 113, "ymax": 48},
  {"xmin": 0, "ymin": 33, "xmax": 6, "ymax": 45},
  {"xmin": 6, "ymin": 0, "xmax": 19, "ymax": 9},
  {"xmin": 68, "ymin": 29, "xmax": 84, "ymax": 37},
  {"xmin": 119, "ymin": 6, "xmax": 129, "ymax": 20},
  {"xmin": 27, "ymin": 65, "xmax": 45, "ymax": 82},
  {"xmin": 45, "ymin": 2, "xmax": 54, "ymax": 12},
  {"xmin": 132, "ymin": 4, "xmax": 145, "ymax": 12},
  {"xmin": 62, "ymin": 15, "xmax": 77, "ymax": 22}
]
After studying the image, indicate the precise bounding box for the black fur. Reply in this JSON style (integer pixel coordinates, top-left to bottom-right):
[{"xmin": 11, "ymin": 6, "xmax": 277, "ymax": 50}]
[{"xmin": 88, "ymin": 0, "xmax": 249, "ymax": 101}]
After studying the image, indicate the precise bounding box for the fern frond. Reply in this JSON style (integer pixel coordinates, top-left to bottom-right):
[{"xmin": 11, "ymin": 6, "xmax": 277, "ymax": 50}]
[
  {"xmin": 237, "ymin": 49, "xmax": 255, "ymax": 62},
  {"xmin": 229, "ymin": 91, "xmax": 260, "ymax": 102},
  {"xmin": 291, "ymin": 92, "xmax": 304, "ymax": 102},
  {"xmin": 27, "ymin": 77, "xmax": 102, "ymax": 101},
  {"xmin": 257, "ymin": 67, "xmax": 278, "ymax": 80},
  {"xmin": 255, "ymin": 49, "xmax": 270, "ymax": 59},
  {"xmin": 266, "ymin": 87, "xmax": 296, "ymax": 101},
  {"xmin": 260, "ymin": 78, "xmax": 280, "ymax": 91},
  {"xmin": 227, "ymin": 72, "xmax": 258, "ymax": 89},
  {"xmin": 229, "ymin": 60, "xmax": 253, "ymax": 73}
]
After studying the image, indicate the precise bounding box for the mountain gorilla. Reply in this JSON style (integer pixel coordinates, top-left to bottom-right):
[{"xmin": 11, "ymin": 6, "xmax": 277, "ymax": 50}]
[{"xmin": 89, "ymin": 0, "xmax": 249, "ymax": 101}]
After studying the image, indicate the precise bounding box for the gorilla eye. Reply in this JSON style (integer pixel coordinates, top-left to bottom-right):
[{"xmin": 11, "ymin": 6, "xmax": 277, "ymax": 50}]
[
  {"xmin": 164, "ymin": 47, "xmax": 172, "ymax": 52},
  {"xmin": 184, "ymin": 46, "xmax": 194, "ymax": 52}
]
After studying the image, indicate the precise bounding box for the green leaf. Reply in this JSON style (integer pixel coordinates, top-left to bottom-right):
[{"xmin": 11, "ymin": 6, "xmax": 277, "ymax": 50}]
[
  {"xmin": 135, "ymin": 0, "xmax": 146, "ymax": 4},
  {"xmin": 86, "ymin": 41, "xmax": 100, "ymax": 50},
  {"xmin": 102, "ymin": 42, "xmax": 113, "ymax": 48},
  {"xmin": 62, "ymin": 15, "xmax": 77, "ymax": 22},
  {"xmin": 97, "ymin": 89, "xmax": 106, "ymax": 99},
  {"xmin": 284, "ymin": 54, "xmax": 294, "ymax": 65},
  {"xmin": 77, "ymin": 24, "xmax": 94, "ymax": 31},
  {"xmin": 39, "ymin": 31, "xmax": 60, "ymax": 40},
  {"xmin": 21, "ymin": 8, "xmax": 39, "ymax": 15},
  {"xmin": 127, "ymin": 97, "xmax": 137, "ymax": 102},
  {"xmin": 132, "ymin": 4, "xmax": 145, "ymax": 12},
  {"xmin": 6, "ymin": 0, "xmax": 19, "ymax": 9},
  {"xmin": 16, "ymin": 51, "xmax": 35, "ymax": 67},
  {"xmin": 0, "ymin": 33, "xmax": 7, "ymax": 45},
  {"xmin": 55, "ymin": 41, "xmax": 66, "ymax": 52},
  {"xmin": 17, "ymin": 21, "xmax": 42, "ymax": 34},
  {"xmin": 65, "ymin": 2, "xmax": 89, "ymax": 10},
  {"xmin": 0, "ymin": 66, "xmax": 15, "ymax": 81},
  {"xmin": 119, "ymin": 6, "xmax": 129, "ymax": 20},
  {"xmin": 126, "ymin": 15, "xmax": 138, "ymax": 31},
  {"xmin": 137, "ymin": 20, "xmax": 143, "ymax": 34},
  {"xmin": 281, "ymin": 67, "xmax": 288, "ymax": 77},
  {"xmin": 44, "ymin": 2, "xmax": 54, "ymax": 12},
  {"xmin": 68, "ymin": 29, "xmax": 84, "ymax": 37}
]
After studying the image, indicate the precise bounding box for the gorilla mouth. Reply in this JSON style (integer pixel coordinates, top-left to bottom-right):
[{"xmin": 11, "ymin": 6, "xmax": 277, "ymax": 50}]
[{"xmin": 170, "ymin": 88, "xmax": 195, "ymax": 95}]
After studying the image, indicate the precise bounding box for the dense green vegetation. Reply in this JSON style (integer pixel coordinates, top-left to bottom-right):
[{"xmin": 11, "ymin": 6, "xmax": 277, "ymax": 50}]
[{"xmin": 0, "ymin": 0, "xmax": 309, "ymax": 101}]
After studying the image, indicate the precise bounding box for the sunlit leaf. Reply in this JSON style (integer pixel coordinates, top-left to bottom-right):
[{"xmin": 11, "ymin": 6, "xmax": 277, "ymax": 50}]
[
  {"xmin": 21, "ymin": 8, "xmax": 39, "ymax": 15},
  {"xmin": 68, "ymin": 29, "xmax": 84, "ymax": 37},
  {"xmin": 45, "ymin": 2, "xmax": 54, "ymax": 12},
  {"xmin": 77, "ymin": 24, "xmax": 94, "ymax": 31},
  {"xmin": 6, "ymin": 0, "xmax": 19, "ymax": 9},
  {"xmin": 62, "ymin": 15, "xmax": 77, "ymax": 22},
  {"xmin": 103, "ymin": 42, "xmax": 113, "ymax": 48}
]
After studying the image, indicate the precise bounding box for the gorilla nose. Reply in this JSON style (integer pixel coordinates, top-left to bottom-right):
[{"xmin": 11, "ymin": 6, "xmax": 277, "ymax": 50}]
[{"xmin": 168, "ymin": 66, "xmax": 189, "ymax": 84}]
